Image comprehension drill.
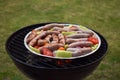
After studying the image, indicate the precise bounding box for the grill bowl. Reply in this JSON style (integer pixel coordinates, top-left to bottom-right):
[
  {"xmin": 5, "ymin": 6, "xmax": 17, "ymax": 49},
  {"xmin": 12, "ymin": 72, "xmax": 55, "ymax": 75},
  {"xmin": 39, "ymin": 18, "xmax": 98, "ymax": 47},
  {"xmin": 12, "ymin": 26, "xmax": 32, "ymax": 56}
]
[{"xmin": 24, "ymin": 23, "xmax": 101, "ymax": 61}]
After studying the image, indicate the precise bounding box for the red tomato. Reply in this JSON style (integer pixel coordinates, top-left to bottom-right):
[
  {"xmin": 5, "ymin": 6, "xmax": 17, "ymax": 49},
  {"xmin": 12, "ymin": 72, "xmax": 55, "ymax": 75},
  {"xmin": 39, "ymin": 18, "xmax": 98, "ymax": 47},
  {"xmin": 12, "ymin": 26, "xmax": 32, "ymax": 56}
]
[
  {"xmin": 88, "ymin": 37, "xmax": 99, "ymax": 44},
  {"xmin": 42, "ymin": 48, "xmax": 53, "ymax": 56}
]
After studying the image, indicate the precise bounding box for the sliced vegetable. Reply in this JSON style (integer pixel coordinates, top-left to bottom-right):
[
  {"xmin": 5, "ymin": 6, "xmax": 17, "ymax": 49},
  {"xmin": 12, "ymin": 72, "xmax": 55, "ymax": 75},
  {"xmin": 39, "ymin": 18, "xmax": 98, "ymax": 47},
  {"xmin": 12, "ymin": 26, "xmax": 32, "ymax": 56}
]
[
  {"xmin": 36, "ymin": 31, "xmax": 41, "ymax": 34},
  {"xmin": 42, "ymin": 48, "xmax": 53, "ymax": 56},
  {"xmin": 58, "ymin": 47, "xmax": 65, "ymax": 50},
  {"xmin": 62, "ymin": 32, "xmax": 76, "ymax": 36},
  {"xmin": 79, "ymin": 25, "xmax": 88, "ymax": 30},
  {"xmin": 88, "ymin": 37, "xmax": 99, "ymax": 44},
  {"xmin": 29, "ymin": 45, "xmax": 40, "ymax": 53},
  {"xmin": 64, "ymin": 44, "xmax": 68, "ymax": 49},
  {"xmin": 55, "ymin": 50, "xmax": 72, "ymax": 58},
  {"xmin": 92, "ymin": 44, "xmax": 98, "ymax": 50}
]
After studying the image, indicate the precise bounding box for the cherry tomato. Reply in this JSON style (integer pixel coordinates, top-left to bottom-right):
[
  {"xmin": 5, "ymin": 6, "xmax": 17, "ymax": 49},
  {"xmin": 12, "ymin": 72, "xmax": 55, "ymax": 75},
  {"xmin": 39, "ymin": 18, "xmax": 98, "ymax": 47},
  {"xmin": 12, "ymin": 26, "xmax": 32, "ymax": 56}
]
[{"xmin": 88, "ymin": 37, "xmax": 99, "ymax": 44}]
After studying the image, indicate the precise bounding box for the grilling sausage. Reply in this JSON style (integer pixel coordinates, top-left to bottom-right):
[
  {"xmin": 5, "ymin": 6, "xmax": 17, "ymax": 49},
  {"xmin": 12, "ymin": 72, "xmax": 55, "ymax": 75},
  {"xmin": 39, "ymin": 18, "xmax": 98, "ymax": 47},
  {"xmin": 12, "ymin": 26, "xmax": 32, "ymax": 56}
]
[
  {"xmin": 66, "ymin": 38, "xmax": 88, "ymax": 44},
  {"xmin": 51, "ymin": 34, "xmax": 59, "ymax": 43},
  {"xmin": 77, "ymin": 30, "xmax": 94, "ymax": 36},
  {"xmin": 52, "ymin": 27, "xmax": 63, "ymax": 31},
  {"xmin": 44, "ymin": 35, "xmax": 52, "ymax": 42},
  {"xmin": 69, "ymin": 25, "xmax": 80, "ymax": 31},
  {"xmin": 46, "ymin": 31, "xmax": 60, "ymax": 35},
  {"xmin": 39, "ymin": 31, "xmax": 60, "ymax": 39},
  {"xmin": 72, "ymin": 47, "xmax": 92, "ymax": 57},
  {"xmin": 37, "ymin": 39, "xmax": 48, "ymax": 46},
  {"xmin": 68, "ymin": 41, "xmax": 93, "ymax": 48},
  {"xmin": 66, "ymin": 48, "xmax": 79, "ymax": 52},
  {"xmin": 58, "ymin": 33, "xmax": 65, "ymax": 45},
  {"xmin": 67, "ymin": 33, "xmax": 91, "ymax": 38},
  {"xmin": 26, "ymin": 30, "xmax": 37, "ymax": 43},
  {"xmin": 42, "ymin": 23, "xmax": 64, "ymax": 30}
]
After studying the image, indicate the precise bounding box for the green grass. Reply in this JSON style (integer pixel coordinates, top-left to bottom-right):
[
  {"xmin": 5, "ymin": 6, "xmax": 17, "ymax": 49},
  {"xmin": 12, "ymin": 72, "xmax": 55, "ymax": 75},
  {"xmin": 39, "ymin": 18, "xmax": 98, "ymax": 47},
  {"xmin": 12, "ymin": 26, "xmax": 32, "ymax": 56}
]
[{"xmin": 0, "ymin": 0, "xmax": 120, "ymax": 80}]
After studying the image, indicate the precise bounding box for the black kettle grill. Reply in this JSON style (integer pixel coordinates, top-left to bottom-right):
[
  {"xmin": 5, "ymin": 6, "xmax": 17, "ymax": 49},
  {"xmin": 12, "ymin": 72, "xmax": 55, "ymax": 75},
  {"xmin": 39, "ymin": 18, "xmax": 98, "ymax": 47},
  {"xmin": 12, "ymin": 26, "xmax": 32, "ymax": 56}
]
[{"xmin": 6, "ymin": 22, "xmax": 108, "ymax": 80}]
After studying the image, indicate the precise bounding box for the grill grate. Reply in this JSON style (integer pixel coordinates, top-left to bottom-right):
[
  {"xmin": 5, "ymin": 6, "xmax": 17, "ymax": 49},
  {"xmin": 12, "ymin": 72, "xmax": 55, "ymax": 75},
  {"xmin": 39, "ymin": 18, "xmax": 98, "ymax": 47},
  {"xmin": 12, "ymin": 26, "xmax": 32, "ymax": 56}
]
[{"xmin": 6, "ymin": 23, "xmax": 108, "ymax": 69}]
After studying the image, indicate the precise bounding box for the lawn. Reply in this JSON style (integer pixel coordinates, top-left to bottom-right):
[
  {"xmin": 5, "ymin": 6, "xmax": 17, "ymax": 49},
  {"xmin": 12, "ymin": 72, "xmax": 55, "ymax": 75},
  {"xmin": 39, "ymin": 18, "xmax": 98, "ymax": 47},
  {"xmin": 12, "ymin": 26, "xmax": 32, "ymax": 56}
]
[{"xmin": 0, "ymin": 0, "xmax": 120, "ymax": 80}]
